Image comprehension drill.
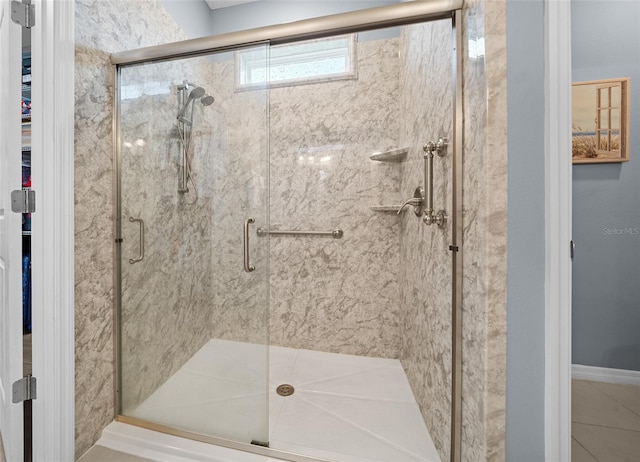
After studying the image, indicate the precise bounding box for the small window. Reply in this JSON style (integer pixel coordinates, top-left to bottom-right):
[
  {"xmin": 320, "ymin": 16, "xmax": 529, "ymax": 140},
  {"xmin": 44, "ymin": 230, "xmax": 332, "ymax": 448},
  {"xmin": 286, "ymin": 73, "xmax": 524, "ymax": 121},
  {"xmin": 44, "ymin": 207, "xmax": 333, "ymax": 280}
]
[{"xmin": 236, "ymin": 35, "xmax": 357, "ymax": 90}]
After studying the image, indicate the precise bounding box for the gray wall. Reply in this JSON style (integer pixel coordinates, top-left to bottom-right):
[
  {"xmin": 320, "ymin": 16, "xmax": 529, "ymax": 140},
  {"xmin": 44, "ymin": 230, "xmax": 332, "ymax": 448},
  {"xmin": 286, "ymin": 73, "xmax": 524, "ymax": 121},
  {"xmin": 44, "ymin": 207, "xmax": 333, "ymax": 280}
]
[
  {"xmin": 571, "ymin": 0, "xmax": 640, "ymax": 371},
  {"xmin": 161, "ymin": 1, "xmax": 400, "ymax": 43},
  {"xmin": 159, "ymin": 0, "xmax": 213, "ymax": 38},
  {"xmin": 505, "ymin": 0, "xmax": 546, "ymax": 460},
  {"xmin": 209, "ymin": 1, "xmax": 397, "ymax": 35}
]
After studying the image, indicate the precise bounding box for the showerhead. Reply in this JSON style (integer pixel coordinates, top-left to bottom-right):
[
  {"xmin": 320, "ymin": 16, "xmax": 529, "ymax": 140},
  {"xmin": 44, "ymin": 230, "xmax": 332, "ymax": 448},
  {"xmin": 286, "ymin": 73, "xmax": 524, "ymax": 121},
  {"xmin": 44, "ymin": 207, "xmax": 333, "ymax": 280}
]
[
  {"xmin": 189, "ymin": 86, "xmax": 206, "ymax": 99},
  {"xmin": 201, "ymin": 94, "xmax": 215, "ymax": 107},
  {"xmin": 177, "ymin": 86, "xmax": 206, "ymax": 120}
]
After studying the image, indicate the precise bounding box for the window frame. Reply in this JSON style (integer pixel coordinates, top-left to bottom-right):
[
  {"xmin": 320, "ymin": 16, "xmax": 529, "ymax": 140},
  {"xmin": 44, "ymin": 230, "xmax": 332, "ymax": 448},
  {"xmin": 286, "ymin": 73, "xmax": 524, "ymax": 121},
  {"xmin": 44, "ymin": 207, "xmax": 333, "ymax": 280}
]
[{"xmin": 235, "ymin": 34, "xmax": 357, "ymax": 91}]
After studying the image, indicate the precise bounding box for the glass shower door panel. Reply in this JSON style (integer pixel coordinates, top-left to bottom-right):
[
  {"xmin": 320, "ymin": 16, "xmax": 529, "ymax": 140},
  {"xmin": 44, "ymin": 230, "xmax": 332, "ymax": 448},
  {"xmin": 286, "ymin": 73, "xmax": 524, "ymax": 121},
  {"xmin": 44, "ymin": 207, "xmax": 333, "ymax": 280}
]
[{"xmin": 117, "ymin": 45, "xmax": 270, "ymax": 446}]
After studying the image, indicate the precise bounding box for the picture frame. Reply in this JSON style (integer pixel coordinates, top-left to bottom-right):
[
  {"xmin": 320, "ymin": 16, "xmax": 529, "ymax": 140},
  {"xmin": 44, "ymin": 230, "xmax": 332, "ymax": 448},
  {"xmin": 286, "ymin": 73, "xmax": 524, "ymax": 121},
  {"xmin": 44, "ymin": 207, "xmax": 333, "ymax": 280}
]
[{"xmin": 572, "ymin": 78, "xmax": 630, "ymax": 164}]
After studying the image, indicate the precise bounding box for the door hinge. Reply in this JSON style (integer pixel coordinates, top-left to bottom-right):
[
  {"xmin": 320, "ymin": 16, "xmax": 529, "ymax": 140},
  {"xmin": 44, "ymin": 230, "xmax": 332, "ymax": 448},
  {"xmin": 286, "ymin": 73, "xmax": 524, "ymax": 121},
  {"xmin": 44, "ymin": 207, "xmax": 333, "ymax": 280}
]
[
  {"xmin": 12, "ymin": 375, "xmax": 37, "ymax": 403},
  {"xmin": 11, "ymin": 0, "xmax": 35, "ymax": 28},
  {"xmin": 570, "ymin": 239, "xmax": 575, "ymax": 260},
  {"xmin": 11, "ymin": 189, "xmax": 35, "ymax": 213}
]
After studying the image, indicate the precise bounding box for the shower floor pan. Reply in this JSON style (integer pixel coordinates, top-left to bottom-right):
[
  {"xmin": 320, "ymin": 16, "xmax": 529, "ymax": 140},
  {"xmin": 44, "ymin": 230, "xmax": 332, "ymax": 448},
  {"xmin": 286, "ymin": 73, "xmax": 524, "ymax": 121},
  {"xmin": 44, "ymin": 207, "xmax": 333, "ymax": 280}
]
[{"xmin": 124, "ymin": 339, "xmax": 440, "ymax": 462}]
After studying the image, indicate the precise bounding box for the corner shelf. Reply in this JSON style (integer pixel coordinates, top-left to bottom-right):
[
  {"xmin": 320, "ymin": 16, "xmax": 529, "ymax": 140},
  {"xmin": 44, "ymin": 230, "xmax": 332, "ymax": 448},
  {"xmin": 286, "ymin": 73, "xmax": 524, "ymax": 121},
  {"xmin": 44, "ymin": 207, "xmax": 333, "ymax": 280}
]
[{"xmin": 369, "ymin": 147, "xmax": 408, "ymax": 162}]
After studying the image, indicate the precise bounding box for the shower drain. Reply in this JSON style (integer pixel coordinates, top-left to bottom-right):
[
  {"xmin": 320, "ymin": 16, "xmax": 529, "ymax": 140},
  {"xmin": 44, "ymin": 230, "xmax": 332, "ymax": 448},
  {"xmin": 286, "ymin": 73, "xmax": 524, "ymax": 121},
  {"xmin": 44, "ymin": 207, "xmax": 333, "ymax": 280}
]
[{"xmin": 276, "ymin": 384, "xmax": 295, "ymax": 396}]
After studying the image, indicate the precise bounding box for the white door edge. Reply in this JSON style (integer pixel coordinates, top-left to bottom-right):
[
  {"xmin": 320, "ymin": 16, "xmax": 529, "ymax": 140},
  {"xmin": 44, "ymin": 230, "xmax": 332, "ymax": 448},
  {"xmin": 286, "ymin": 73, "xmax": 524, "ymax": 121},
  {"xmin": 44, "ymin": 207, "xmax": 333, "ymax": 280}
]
[
  {"xmin": 544, "ymin": 0, "xmax": 572, "ymax": 461},
  {"xmin": 0, "ymin": 0, "xmax": 25, "ymax": 458},
  {"xmin": 30, "ymin": 0, "xmax": 75, "ymax": 460}
]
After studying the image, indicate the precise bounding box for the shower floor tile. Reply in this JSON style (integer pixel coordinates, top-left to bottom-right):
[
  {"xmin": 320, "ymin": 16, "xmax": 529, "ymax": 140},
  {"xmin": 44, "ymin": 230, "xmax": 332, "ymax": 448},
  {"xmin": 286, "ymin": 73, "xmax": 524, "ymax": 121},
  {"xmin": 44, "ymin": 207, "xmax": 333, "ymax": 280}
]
[{"xmin": 130, "ymin": 339, "xmax": 440, "ymax": 462}]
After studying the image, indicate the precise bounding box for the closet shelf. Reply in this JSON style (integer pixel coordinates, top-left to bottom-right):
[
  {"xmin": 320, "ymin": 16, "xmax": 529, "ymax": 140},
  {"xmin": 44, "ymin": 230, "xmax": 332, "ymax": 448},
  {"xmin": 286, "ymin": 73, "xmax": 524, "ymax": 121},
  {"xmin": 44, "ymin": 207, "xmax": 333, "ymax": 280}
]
[{"xmin": 369, "ymin": 147, "xmax": 408, "ymax": 162}]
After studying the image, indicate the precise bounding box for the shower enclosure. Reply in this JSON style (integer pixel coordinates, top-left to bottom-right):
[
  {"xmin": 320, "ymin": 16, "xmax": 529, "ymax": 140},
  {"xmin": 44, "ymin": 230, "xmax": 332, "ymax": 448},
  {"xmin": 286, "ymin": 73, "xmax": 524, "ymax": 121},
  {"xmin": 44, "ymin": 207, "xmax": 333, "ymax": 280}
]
[{"xmin": 113, "ymin": 3, "xmax": 463, "ymax": 462}]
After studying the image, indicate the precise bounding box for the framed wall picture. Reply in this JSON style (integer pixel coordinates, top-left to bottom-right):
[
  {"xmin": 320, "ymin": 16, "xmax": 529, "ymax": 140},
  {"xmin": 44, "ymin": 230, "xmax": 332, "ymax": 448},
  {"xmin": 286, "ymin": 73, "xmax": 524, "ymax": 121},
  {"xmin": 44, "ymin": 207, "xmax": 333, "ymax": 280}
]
[{"xmin": 572, "ymin": 78, "xmax": 630, "ymax": 163}]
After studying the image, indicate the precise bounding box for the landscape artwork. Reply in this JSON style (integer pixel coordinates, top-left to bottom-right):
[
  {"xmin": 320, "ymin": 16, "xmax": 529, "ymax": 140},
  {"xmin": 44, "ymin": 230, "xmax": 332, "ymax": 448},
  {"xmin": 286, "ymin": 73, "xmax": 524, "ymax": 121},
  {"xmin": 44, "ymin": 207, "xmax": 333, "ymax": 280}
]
[{"xmin": 572, "ymin": 78, "xmax": 630, "ymax": 164}]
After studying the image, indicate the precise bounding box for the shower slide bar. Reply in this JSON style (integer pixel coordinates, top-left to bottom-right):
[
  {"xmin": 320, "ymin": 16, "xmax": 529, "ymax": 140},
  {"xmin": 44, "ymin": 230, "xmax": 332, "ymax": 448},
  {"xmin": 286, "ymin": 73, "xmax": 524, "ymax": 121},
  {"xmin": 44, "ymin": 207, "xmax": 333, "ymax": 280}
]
[{"xmin": 256, "ymin": 228, "xmax": 344, "ymax": 239}]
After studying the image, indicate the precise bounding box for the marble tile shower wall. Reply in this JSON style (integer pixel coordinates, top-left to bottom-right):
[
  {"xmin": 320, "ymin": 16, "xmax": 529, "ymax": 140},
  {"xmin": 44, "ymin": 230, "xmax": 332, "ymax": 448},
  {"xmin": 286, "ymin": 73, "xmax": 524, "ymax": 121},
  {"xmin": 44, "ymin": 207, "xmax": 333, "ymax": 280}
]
[
  {"xmin": 460, "ymin": 0, "xmax": 508, "ymax": 460},
  {"xmin": 119, "ymin": 60, "xmax": 217, "ymax": 413},
  {"xmin": 462, "ymin": 0, "xmax": 507, "ymax": 461},
  {"xmin": 398, "ymin": 20, "xmax": 454, "ymax": 462},
  {"xmin": 396, "ymin": 2, "xmax": 509, "ymax": 459},
  {"xmin": 266, "ymin": 38, "xmax": 402, "ymax": 357},
  {"xmin": 75, "ymin": 0, "xmax": 195, "ymax": 456},
  {"xmin": 460, "ymin": 2, "xmax": 492, "ymax": 459}
]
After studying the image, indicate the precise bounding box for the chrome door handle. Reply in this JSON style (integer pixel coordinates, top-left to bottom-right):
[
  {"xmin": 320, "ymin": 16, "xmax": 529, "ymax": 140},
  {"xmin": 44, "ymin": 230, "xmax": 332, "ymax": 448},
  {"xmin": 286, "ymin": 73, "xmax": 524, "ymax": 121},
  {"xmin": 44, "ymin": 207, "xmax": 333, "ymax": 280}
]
[
  {"xmin": 129, "ymin": 216, "xmax": 145, "ymax": 264},
  {"xmin": 244, "ymin": 217, "xmax": 255, "ymax": 273}
]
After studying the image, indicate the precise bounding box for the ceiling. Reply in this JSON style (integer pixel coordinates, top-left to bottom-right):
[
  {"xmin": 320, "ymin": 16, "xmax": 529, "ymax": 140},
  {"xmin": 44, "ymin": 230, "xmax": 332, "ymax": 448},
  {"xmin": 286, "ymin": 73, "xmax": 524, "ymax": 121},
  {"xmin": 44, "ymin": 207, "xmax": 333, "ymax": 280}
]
[{"xmin": 204, "ymin": 0, "xmax": 260, "ymax": 10}]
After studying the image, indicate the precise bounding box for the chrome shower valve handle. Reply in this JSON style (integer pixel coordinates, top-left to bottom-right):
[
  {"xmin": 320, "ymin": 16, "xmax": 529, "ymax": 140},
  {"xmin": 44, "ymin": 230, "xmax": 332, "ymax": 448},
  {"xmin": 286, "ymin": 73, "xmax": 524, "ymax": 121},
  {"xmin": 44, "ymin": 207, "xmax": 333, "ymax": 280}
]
[{"xmin": 397, "ymin": 186, "xmax": 425, "ymax": 216}]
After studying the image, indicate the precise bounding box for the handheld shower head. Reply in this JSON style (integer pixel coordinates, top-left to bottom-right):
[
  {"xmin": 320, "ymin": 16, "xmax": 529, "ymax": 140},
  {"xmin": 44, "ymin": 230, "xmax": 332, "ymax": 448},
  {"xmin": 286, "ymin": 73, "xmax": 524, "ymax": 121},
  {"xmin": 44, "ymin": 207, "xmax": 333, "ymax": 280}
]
[
  {"xmin": 189, "ymin": 86, "xmax": 206, "ymax": 99},
  {"xmin": 177, "ymin": 86, "xmax": 206, "ymax": 119},
  {"xmin": 201, "ymin": 94, "xmax": 215, "ymax": 107}
]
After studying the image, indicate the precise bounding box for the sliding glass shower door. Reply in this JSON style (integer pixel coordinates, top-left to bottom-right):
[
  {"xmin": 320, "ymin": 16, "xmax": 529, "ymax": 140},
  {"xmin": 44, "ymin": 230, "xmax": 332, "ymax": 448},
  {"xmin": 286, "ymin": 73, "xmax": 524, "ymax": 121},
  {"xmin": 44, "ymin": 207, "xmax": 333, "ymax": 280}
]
[{"xmin": 115, "ymin": 45, "xmax": 270, "ymax": 447}]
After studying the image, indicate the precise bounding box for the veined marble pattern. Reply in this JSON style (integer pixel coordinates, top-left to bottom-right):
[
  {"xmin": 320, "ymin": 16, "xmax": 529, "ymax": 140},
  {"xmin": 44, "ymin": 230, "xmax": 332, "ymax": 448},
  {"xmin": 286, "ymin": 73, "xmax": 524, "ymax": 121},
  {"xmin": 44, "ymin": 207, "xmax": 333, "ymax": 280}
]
[
  {"xmin": 267, "ymin": 38, "xmax": 401, "ymax": 358},
  {"xmin": 459, "ymin": 3, "xmax": 489, "ymax": 460},
  {"xmin": 74, "ymin": 43, "xmax": 119, "ymax": 462},
  {"xmin": 459, "ymin": 0, "xmax": 508, "ymax": 460},
  {"xmin": 75, "ymin": 0, "xmax": 191, "ymax": 456},
  {"xmin": 119, "ymin": 57, "xmax": 217, "ymax": 412},
  {"xmin": 398, "ymin": 21, "xmax": 454, "ymax": 462},
  {"xmin": 480, "ymin": 0, "xmax": 508, "ymax": 460}
]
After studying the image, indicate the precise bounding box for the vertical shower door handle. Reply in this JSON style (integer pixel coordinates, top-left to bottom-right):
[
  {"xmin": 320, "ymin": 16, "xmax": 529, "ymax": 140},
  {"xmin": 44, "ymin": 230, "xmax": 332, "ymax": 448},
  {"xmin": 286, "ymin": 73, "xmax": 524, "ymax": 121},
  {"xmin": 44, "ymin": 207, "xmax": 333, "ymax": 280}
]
[
  {"xmin": 244, "ymin": 217, "xmax": 255, "ymax": 273},
  {"xmin": 129, "ymin": 216, "xmax": 145, "ymax": 264}
]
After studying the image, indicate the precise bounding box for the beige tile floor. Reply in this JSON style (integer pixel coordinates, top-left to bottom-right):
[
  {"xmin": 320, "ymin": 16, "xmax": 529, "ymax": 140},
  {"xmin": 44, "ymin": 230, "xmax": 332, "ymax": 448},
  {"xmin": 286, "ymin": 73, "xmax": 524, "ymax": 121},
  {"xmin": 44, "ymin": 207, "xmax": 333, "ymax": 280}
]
[
  {"xmin": 572, "ymin": 379, "xmax": 640, "ymax": 462},
  {"xmin": 0, "ymin": 431, "xmax": 5, "ymax": 462}
]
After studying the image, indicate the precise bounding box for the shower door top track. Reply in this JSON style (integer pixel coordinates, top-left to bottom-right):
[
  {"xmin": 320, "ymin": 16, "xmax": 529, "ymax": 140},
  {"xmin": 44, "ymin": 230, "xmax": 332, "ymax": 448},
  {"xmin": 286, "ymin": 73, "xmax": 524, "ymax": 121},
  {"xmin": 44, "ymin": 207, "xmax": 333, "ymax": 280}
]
[{"xmin": 110, "ymin": 0, "xmax": 462, "ymax": 65}]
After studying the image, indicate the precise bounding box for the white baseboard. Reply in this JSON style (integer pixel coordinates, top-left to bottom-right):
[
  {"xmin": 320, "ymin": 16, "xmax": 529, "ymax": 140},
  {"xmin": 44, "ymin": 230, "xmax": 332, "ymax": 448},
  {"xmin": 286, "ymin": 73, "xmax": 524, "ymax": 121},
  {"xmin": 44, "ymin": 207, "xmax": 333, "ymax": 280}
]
[{"xmin": 572, "ymin": 364, "xmax": 640, "ymax": 386}]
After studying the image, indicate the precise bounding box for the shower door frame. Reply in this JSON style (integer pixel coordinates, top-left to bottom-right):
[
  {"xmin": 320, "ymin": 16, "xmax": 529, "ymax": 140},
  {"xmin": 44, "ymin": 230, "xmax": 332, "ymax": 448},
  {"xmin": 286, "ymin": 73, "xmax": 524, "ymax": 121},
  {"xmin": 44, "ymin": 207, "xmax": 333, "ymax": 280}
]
[{"xmin": 112, "ymin": 2, "xmax": 465, "ymax": 461}]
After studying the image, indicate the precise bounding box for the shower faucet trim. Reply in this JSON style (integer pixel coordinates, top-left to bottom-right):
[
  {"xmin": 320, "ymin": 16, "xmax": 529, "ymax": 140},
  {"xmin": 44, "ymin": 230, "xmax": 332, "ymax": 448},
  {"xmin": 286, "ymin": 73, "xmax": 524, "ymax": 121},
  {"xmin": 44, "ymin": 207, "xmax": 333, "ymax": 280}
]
[{"xmin": 397, "ymin": 186, "xmax": 425, "ymax": 216}]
